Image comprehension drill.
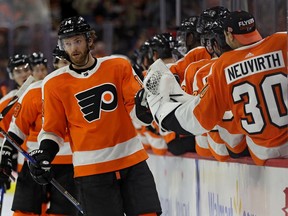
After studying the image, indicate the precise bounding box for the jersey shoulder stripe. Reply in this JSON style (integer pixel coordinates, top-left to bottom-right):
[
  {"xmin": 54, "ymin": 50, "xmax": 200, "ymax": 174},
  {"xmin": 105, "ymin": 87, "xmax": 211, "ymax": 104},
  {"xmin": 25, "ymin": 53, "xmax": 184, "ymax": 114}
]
[{"xmin": 0, "ymin": 89, "xmax": 17, "ymax": 103}]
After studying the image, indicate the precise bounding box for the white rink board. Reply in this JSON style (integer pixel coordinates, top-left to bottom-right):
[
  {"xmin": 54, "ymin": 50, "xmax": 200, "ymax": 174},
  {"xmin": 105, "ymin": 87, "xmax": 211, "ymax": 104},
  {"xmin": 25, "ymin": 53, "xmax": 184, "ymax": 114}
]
[
  {"xmin": 147, "ymin": 154, "xmax": 197, "ymax": 216},
  {"xmin": 147, "ymin": 153, "xmax": 288, "ymax": 216}
]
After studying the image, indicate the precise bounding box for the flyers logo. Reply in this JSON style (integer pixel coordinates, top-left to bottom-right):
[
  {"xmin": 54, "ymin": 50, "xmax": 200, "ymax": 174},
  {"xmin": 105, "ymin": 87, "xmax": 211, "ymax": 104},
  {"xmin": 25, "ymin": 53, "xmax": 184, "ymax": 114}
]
[
  {"xmin": 199, "ymin": 83, "xmax": 209, "ymax": 98},
  {"xmin": 75, "ymin": 83, "xmax": 118, "ymax": 122},
  {"xmin": 13, "ymin": 102, "xmax": 21, "ymax": 118}
]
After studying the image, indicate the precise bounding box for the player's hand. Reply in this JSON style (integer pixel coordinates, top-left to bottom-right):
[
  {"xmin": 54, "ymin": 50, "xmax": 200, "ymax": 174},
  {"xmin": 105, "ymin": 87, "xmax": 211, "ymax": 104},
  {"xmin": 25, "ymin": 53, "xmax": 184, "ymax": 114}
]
[
  {"xmin": 135, "ymin": 88, "xmax": 153, "ymax": 124},
  {"xmin": 0, "ymin": 147, "xmax": 13, "ymax": 190},
  {"xmin": 28, "ymin": 149, "xmax": 52, "ymax": 185},
  {"xmin": 167, "ymin": 136, "xmax": 196, "ymax": 155}
]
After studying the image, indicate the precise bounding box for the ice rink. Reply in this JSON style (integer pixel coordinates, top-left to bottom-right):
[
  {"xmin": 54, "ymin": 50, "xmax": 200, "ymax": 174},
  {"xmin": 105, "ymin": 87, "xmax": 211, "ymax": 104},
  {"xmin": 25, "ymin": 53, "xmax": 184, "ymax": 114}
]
[{"xmin": 2, "ymin": 191, "xmax": 13, "ymax": 215}]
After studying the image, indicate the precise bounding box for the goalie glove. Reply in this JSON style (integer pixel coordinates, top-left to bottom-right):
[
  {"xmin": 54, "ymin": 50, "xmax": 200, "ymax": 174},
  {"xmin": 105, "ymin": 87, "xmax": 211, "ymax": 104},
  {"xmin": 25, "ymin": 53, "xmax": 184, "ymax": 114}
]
[
  {"xmin": 143, "ymin": 59, "xmax": 194, "ymax": 131},
  {"xmin": 144, "ymin": 59, "xmax": 193, "ymax": 103}
]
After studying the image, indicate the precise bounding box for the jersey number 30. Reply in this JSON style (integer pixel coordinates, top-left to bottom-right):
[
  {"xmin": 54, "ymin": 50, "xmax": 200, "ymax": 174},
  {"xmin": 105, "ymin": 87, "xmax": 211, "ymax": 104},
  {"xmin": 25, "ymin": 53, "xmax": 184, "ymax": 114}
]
[{"xmin": 232, "ymin": 73, "xmax": 287, "ymax": 134}]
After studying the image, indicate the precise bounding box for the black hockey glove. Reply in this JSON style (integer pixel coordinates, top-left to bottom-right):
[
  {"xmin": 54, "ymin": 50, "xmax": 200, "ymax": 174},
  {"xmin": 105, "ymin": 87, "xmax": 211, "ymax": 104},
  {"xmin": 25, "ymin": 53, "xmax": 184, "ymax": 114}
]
[
  {"xmin": 0, "ymin": 145, "xmax": 13, "ymax": 190},
  {"xmin": 135, "ymin": 88, "xmax": 153, "ymax": 124},
  {"xmin": 167, "ymin": 135, "xmax": 196, "ymax": 156},
  {"xmin": 28, "ymin": 149, "xmax": 53, "ymax": 185}
]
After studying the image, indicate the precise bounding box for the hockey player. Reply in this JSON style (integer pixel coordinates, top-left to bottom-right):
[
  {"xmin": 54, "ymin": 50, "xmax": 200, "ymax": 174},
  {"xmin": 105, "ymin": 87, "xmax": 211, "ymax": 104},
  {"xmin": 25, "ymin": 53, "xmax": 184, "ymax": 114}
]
[
  {"xmin": 141, "ymin": 33, "xmax": 177, "ymax": 155},
  {"xmin": 145, "ymin": 10, "xmax": 287, "ymax": 166},
  {"xmin": 0, "ymin": 54, "xmax": 33, "ymax": 142},
  {"xmin": 169, "ymin": 6, "xmax": 233, "ymax": 83},
  {"xmin": 0, "ymin": 52, "xmax": 76, "ymax": 216},
  {"xmin": 27, "ymin": 16, "xmax": 161, "ymax": 216},
  {"xmin": 0, "ymin": 54, "xmax": 33, "ymax": 177},
  {"xmin": 182, "ymin": 6, "xmax": 233, "ymax": 161}
]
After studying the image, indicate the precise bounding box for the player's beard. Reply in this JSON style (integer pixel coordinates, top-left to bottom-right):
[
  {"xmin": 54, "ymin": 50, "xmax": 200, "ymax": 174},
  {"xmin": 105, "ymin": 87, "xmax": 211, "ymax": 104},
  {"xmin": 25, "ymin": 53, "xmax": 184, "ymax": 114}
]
[{"xmin": 70, "ymin": 48, "xmax": 89, "ymax": 66}]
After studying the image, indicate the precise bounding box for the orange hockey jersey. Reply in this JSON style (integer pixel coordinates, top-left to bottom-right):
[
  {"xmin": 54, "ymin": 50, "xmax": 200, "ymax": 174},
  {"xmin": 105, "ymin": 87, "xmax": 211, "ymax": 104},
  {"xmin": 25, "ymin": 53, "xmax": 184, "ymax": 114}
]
[
  {"xmin": 39, "ymin": 56, "xmax": 148, "ymax": 177},
  {"xmin": 0, "ymin": 89, "xmax": 18, "ymax": 140},
  {"xmin": 174, "ymin": 32, "xmax": 288, "ymax": 165},
  {"xmin": 183, "ymin": 58, "xmax": 230, "ymax": 161},
  {"xmin": 9, "ymin": 80, "xmax": 72, "ymax": 164},
  {"xmin": 170, "ymin": 46, "xmax": 211, "ymax": 83}
]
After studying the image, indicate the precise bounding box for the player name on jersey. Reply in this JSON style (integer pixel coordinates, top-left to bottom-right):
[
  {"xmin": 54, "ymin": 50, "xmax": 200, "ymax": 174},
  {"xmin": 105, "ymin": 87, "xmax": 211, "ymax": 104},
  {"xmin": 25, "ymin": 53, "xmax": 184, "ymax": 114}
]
[{"xmin": 225, "ymin": 51, "xmax": 285, "ymax": 84}]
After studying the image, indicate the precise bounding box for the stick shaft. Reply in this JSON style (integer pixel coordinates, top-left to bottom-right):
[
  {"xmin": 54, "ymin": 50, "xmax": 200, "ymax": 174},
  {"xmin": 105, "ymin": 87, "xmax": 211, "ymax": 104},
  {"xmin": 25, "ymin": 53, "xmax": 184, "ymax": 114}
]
[
  {"xmin": 0, "ymin": 129, "xmax": 84, "ymax": 214},
  {"xmin": 0, "ymin": 186, "xmax": 4, "ymax": 216}
]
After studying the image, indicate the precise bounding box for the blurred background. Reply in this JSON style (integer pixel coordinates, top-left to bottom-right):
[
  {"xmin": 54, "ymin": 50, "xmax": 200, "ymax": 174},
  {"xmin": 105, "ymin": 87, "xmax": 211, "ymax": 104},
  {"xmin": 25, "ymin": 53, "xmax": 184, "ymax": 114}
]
[{"xmin": 0, "ymin": 0, "xmax": 286, "ymax": 90}]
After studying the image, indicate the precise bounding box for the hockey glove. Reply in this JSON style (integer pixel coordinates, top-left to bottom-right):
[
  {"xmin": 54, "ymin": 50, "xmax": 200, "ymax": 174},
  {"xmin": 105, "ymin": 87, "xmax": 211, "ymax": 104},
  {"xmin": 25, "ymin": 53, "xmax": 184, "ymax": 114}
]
[
  {"xmin": 28, "ymin": 149, "xmax": 53, "ymax": 185},
  {"xmin": 135, "ymin": 88, "xmax": 153, "ymax": 125},
  {"xmin": 168, "ymin": 135, "xmax": 196, "ymax": 156},
  {"xmin": 0, "ymin": 146, "xmax": 13, "ymax": 190}
]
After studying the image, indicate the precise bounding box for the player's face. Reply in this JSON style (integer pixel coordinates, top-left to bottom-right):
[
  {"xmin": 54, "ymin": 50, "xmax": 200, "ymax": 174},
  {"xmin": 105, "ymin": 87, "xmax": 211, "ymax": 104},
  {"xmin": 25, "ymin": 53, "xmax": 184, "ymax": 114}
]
[
  {"xmin": 12, "ymin": 63, "xmax": 32, "ymax": 86},
  {"xmin": 32, "ymin": 63, "xmax": 48, "ymax": 81},
  {"xmin": 62, "ymin": 35, "xmax": 89, "ymax": 66},
  {"xmin": 224, "ymin": 31, "xmax": 235, "ymax": 49}
]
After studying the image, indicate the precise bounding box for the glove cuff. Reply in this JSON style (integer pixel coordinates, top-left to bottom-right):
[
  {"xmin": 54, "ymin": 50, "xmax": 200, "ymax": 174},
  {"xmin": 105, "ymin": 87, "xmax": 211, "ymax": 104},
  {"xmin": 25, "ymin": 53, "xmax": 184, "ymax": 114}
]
[{"xmin": 39, "ymin": 139, "xmax": 59, "ymax": 162}]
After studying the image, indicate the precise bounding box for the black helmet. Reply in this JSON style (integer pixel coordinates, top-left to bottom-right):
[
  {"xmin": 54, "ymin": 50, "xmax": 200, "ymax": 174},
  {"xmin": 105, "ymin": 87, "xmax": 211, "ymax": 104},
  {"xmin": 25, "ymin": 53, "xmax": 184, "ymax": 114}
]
[
  {"xmin": 53, "ymin": 45, "xmax": 69, "ymax": 61},
  {"xmin": 150, "ymin": 33, "xmax": 176, "ymax": 59},
  {"xmin": 129, "ymin": 50, "xmax": 145, "ymax": 81},
  {"xmin": 58, "ymin": 16, "xmax": 91, "ymax": 39},
  {"xmin": 197, "ymin": 6, "xmax": 231, "ymax": 57},
  {"xmin": 138, "ymin": 39, "xmax": 154, "ymax": 68},
  {"xmin": 197, "ymin": 6, "xmax": 230, "ymax": 34},
  {"xmin": 29, "ymin": 52, "xmax": 48, "ymax": 67},
  {"xmin": 175, "ymin": 16, "xmax": 200, "ymax": 56},
  {"xmin": 179, "ymin": 16, "xmax": 199, "ymax": 33},
  {"xmin": 7, "ymin": 54, "xmax": 31, "ymax": 77}
]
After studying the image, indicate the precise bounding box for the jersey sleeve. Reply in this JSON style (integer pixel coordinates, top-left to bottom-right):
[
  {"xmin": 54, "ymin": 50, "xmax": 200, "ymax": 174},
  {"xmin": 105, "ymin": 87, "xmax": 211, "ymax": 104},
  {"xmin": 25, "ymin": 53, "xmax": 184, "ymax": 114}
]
[
  {"xmin": 39, "ymin": 77, "xmax": 67, "ymax": 145},
  {"xmin": 121, "ymin": 58, "xmax": 142, "ymax": 114},
  {"xmin": 9, "ymin": 88, "xmax": 39, "ymax": 140},
  {"xmin": 174, "ymin": 61, "xmax": 228, "ymax": 135}
]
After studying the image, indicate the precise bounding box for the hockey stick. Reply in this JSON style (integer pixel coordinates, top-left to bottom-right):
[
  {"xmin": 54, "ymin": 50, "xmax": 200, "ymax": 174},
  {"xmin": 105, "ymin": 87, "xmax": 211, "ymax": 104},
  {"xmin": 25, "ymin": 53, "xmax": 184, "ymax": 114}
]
[
  {"xmin": 0, "ymin": 185, "xmax": 4, "ymax": 216},
  {"xmin": 0, "ymin": 129, "xmax": 84, "ymax": 214},
  {"xmin": 0, "ymin": 75, "xmax": 34, "ymax": 215}
]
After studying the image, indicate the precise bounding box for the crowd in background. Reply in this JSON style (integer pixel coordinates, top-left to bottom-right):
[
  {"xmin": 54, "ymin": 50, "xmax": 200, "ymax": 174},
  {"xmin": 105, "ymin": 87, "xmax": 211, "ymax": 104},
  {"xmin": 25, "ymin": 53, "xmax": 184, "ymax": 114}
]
[{"xmin": 0, "ymin": 0, "xmax": 285, "ymax": 93}]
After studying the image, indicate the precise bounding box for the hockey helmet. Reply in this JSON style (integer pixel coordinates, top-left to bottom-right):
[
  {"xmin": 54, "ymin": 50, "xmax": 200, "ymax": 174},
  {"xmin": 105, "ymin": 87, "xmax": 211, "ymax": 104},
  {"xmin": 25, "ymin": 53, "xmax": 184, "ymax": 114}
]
[
  {"xmin": 53, "ymin": 45, "xmax": 70, "ymax": 61},
  {"xmin": 58, "ymin": 16, "xmax": 91, "ymax": 39},
  {"xmin": 150, "ymin": 33, "xmax": 176, "ymax": 59},
  {"xmin": 175, "ymin": 16, "xmax": 200, "ymax": 56},
  {"xmin": 29, "ymin": 52, "xmax": 48, "ymax": 67},
  {"xmin": 179, "ymin": 16, "xmax": 199, "ymax": 34},
  {"xmin": 138, "ymin": 39, "xmax": 154, "ymax": 69},
  {"xmin": 196, "ymin": 6, "xmax": 230, "ymax": 34},
  {"xmin": 197, "ymin": 6, "xmax": 231, "ymax": 56},
  {"xmin": 7, "ymin": 54, "xmax": 31, "ymax": 79}
]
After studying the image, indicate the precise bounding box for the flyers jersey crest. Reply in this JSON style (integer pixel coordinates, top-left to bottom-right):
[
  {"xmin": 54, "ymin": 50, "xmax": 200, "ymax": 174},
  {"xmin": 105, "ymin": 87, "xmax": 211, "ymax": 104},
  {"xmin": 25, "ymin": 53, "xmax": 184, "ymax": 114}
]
[{"xmin": 75, "ymin": 83, "xmax": 118, "ymax": 122}]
